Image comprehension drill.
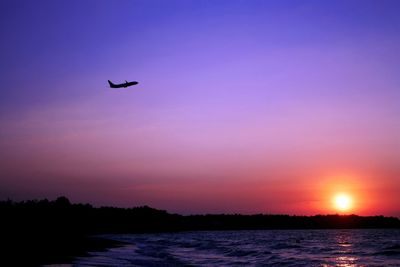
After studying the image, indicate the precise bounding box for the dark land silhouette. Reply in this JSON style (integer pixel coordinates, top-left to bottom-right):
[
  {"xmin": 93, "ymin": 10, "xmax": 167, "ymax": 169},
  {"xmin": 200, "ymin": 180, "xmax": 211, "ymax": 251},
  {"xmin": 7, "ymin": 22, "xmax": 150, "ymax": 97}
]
[{"xmin": 2, "ymin": 196, "xmax": 399, "ymax": 266}]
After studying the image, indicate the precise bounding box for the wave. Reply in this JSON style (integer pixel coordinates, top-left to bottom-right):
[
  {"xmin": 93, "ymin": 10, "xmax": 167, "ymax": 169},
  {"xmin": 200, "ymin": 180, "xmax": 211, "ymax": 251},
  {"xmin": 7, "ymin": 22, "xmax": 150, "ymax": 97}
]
[{"xmin": 75, "ymin": 229, "xmax": 400, "ymax": 266}]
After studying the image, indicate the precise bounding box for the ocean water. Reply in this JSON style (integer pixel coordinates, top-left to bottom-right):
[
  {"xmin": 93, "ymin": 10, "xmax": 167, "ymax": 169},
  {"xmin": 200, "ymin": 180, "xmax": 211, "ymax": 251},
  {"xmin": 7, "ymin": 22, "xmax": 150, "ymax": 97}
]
[{"xmin": 74, "ymin": 229, "xmax": 400, "ymax": 266}]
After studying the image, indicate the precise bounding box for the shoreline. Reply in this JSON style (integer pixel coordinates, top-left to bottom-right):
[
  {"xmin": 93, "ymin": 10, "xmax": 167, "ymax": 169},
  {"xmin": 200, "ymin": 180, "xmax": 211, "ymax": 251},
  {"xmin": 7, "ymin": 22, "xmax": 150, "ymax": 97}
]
[{"xmin": 1, "ymin": 234, "xmax": 127, "ymax": 267}]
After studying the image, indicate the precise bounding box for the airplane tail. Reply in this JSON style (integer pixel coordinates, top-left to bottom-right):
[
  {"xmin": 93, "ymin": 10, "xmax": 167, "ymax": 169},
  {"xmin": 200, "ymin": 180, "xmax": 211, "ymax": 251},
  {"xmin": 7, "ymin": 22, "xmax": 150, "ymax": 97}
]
[{"xmin": 108, "ymin": 80, "xmax": 115, "ymax": 87}]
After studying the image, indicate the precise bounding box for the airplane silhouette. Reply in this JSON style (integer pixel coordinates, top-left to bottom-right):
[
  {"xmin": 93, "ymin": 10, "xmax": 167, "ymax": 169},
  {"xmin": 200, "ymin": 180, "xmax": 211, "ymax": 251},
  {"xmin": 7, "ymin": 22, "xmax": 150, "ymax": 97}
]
[{"xmin": 108, "ymin": 80, "xmax": 139, "ymax": 88}]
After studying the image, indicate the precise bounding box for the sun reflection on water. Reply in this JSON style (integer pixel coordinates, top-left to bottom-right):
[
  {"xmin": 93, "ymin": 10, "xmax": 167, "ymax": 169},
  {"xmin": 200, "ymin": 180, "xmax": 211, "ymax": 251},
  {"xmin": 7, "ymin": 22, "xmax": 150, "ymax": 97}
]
[
  {"xmin": 331, "ymin": 231, "xmax": 361, "ymax": 267},
  {"xmin": 336, "ymin": 256, "xmax": 359, "ymax": 266}
]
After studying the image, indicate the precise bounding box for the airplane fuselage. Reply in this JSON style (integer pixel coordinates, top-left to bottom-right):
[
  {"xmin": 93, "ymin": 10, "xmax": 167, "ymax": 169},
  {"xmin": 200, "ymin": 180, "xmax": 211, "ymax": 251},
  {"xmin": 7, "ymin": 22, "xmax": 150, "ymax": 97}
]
[{"xmin": 108, "ymin": 80, "xmax": 138, "ymax": 88}]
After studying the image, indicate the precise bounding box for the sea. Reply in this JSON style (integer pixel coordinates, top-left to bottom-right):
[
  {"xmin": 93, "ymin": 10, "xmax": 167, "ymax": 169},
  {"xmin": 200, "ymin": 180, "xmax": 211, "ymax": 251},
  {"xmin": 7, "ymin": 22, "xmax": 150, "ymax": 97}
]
[{"xmin": 74, "ymin": 229, "xmax": 400, "ymax": 266}]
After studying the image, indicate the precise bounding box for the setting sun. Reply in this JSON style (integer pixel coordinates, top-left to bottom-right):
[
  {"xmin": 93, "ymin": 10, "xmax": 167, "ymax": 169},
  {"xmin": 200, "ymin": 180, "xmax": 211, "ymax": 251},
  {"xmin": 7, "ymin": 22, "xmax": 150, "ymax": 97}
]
[{"xmin": 333, "ymin": 193, "xmax": 352, "ymax": 212}]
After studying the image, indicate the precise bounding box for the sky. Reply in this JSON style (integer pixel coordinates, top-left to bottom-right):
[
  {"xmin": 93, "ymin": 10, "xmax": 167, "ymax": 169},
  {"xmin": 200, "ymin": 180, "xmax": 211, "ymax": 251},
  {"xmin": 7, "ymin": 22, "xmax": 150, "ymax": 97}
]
[{"xmin": 0, "ymin": 0, "xmax": 399, "ymax": 216}]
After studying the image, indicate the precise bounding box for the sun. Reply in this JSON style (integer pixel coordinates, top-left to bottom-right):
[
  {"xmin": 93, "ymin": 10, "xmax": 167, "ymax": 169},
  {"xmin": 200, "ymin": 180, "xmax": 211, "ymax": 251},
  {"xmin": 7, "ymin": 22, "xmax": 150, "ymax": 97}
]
[{"xmin": 333, "ymin": 193, "xmax": 352, "ymax": 212}]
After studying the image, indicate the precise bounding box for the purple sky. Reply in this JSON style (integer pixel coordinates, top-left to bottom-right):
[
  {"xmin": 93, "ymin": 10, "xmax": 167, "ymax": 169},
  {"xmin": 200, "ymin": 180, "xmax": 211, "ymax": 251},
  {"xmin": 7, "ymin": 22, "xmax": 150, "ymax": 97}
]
[{"xmin": 1, "ymin": 0, "xmax": 399, "ymax": 215}]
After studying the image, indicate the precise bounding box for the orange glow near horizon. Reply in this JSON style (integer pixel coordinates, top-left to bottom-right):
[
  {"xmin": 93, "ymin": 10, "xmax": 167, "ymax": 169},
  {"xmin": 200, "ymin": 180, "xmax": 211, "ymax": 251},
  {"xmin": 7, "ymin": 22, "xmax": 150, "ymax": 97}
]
[{"xmin": 311, "ymin": 173, "xmax": 373, "ymax": 215}]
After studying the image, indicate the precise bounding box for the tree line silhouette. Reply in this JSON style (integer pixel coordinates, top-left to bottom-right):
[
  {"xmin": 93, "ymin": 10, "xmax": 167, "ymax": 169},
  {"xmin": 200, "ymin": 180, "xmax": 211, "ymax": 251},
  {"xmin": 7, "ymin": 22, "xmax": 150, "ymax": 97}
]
[{"xmin": 1, "ymin": 196, "xmax": 399, "ymax": 266}]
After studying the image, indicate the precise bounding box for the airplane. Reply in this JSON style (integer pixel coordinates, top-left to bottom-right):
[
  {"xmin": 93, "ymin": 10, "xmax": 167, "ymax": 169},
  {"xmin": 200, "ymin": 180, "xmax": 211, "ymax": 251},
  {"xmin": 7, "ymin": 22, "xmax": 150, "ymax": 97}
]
[{"xmin": 108, "ymin": 80, "xmax": 139, "ymax": 88}]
